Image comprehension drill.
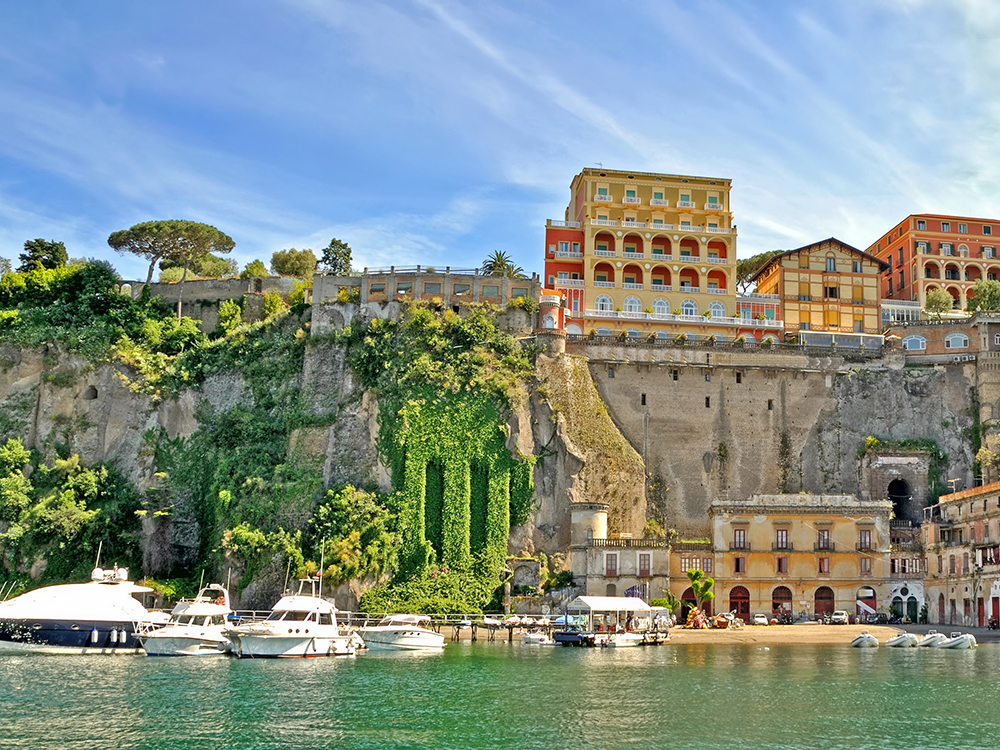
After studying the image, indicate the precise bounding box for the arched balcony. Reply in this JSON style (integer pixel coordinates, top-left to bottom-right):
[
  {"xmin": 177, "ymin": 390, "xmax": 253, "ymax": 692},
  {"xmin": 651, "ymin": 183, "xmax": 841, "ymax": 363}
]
[
  {"xmin": 593, "ymin": 262, "xmax": 616, "ymax": 288},
  {"xmin": 706, "ymin": 269, "xmax": 728, "ymax": 295},
  {"xmin": 966, "ymin": 265, "xmax": 983, "ymax": 282},
  {"xmin": 678, "ymin": 268, "xmax": 699, "ymax": 292},
  {"xmin": 944, "ymin": 285, "xmax": 962, "ymax": 309},
  {"xmin": 706, "ymin": 239, "xmax": 728, "ymax": 264},
  {"xmin": 622, "ymin": 264, "xmax": 644, "ymax": 290},
  {"xmin": 650, "ymin": 265, "xmax": 671, "ymax": 292},
  {"xmin": 923, "ymin": 262, "xmax": 941, "ymax": 279},
  {"xmin": 594, "ymin": 232, "xmax": 616, "ymax": 257},
  {"xmin": 679, "ymin": 238, "xmax": 700, "ymax": 261},
  {"xmin": 944, "ymin": 263, "xmax": 962, "ymax": 282},
  {"xmin": 622, "ymin": 233, "xmax": 645, "ymax": 259},
  {"xmin": 651, "ymin": 236, "xmax": 672, "ymax": 260}
]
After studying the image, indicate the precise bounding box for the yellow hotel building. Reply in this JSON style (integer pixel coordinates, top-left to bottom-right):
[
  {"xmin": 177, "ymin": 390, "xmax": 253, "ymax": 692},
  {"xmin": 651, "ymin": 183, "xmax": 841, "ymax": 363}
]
[{"xmin": 543, "ymin": 168, "xmax": 782, "ymax": 342}]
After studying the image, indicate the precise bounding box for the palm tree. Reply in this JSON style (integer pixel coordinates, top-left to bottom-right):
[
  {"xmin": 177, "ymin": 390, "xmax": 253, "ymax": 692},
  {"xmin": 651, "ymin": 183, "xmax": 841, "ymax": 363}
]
[
  {"xmin": 687, "ymin": 569, "xmax": 715, "ymax": 611},
  {"xmin": 480, "ymin": 250, "xmax": 526, "ymax": 279}
]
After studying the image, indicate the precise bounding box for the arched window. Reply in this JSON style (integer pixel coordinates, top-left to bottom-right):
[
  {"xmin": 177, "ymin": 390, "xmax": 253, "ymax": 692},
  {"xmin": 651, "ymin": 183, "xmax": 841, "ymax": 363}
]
[
  {"xmin": 652, "ymin": 297, "xmax": 670, "ymax": 315},
  {"xmin": 623, "ymin": 295, "xmax": 642, "ymax": 313},
  {"xmin": 595, "ymin": 294, "xmax": 613, "ymax": 312},
  {"xmin": 595, "ymin": 327, "xmax": 613, "ymax": 336},
  {"xmin": 902, "ymin": 335, "xmax": 927, "ymax": 351},
  {"xmin": 761, "ymin": 334, "xmax": 778, "ymax": 344},
  {"xmin": 681, "ymin": 299, "xmax": 698, "ymax": 316},
  {"xmin": 626, "ymin": 328, "xmax": 642, "ymax": 337},
  {"xmin": 945, "ymin": 333, "xmax": 969, "ymax": 349},
  {"xmin": 772, "ymin": 585, "xmax": 793, "ymax": 613},
  {"xmin": 542, "ymin": 314, "xmax": 556, "ymax": 329},
  {"xmin": 709, "ymin": 301, "xmax": 726, "ymax": 318},
  {"xmin": 655, "ymin": 330, "xmax": 670, "ymax": 339}
]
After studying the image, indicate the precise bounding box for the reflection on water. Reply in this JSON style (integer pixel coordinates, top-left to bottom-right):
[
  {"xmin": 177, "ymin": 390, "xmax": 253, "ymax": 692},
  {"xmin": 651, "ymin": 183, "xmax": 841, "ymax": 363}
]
[{"xmin": 1, "ymin": 643, "xmax": 999, "ymax": 749}]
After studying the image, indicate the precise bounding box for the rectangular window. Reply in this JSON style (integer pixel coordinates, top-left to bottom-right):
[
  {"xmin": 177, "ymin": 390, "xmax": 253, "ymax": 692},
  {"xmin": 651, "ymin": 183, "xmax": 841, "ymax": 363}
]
[
  {"xmin": 708, "ymin": 196, "xmax": 718, "ymax": 204},
  {"xmin": 917, "ymin": 220, "xmax": 926, "ymax": 230},
  {"xmin": 817, "ymin": 529, "xmax": 830, "ymax": 550},
  {"xmin": 959, "ymin": 223, "xmax": 968, "ymax": 234},
  {"xmin": 859, "ymin": 529, "xmax": 872, "ymax": 550},
  {"xmin": 776, "ymin": 557, "xmax": 788, "ymax": 574},
  {"xmin": 986, "ymin": 225, "xmax": 993, "ymax": 235},
  {"xmin": 775, "ymin": 529, "xmax": 789, "ymax": 550},
  {"xmin": 638, "ymin": 553, "xmax": 650, "ymax": 577},
  {"xmin": 733, "ymin": 528, "xmax": 746, "ymax": 550},
  {"xmin": 824, "ymin": 286, "xmax": 839, "ymax": 299},
  {"xmin": 626, "ymin": 189, "xmax": 636, "ymax": 198},
  {"xmin": 818, "ymin": 557, "xmax": 830, "ymax": 574},
  {"xmin": 898, "ymin": 248, "xmax": 903, "ymax": 265},
  {"xmin": 898, "ymin": 270, "xmax": 904, "ymax": 287},
  {"xmin": 736, "ymin": 372, "xmax": 742, "ymax": 384},
  {"xmin": 640, "ymin": 393, "xmax": 646, "ymax": 406},
  {"xmin": 423, "ymin": 282, "xmax": 441, "ymax": 294},
  {"xmin": 734, "ymin": 557, "xmax": 745, "ymax": 574},
  {"xmin": 653, "ymin": 219, "xmax": 663, "ymax": 225},
  {"xmin": 852, "ymin": 261, "xmax": 862, "ymax": 273},
  {"xmin": 608, "ymin": 367, "xmax": 615, "ymax": 379},
  {"xmin": 705, "ymin": 372, "xmax": 711, "ymax": 382},
  {"xmin": 453, "ymin": 283, "xmax": 470, "ymax": 295},
  {"xmin": 573, "ymin": 242, "xmax": 581, "ymax": 253},
  {"xmin": 558, "ymin": 241, "xmax": 570, "ymax": 253},
  {"xmin": 826, "ymin": 257, "xmax": 836, "ymax": 272},
  {"xmin": 860, "ymin": 557, "xmax": 872, "ymax": 575},
  {"xmin": 557, "ymin": 271, "xmax": 568, "ymax": 280},
  {"xmin": 605, "ymin": 553, "xmax": 617, "ymax": 577},
  {"xmin": 396, "ymin": 281, "xmax": 412, "ymax": 294},
  {"xmin": 767, "ymin": 399, "xmax": 773, "ymax": 411},
  {"xmin": 653, "ymin": 191, "xmax": 663, "ymax": 200},
  {"xmin": 680, "ymin": 221, "xmax": 691, "ymax": 227},
  {"xmin": 942, "ymin": 222, "xmax": 951, "ymax": 232},
  {"xmin": 680, "ymin": 193, "xmax": 690, "ymax": 202},
  {"xmin": 597, "ymin": 187, "xmax": 608, "ymax": 196},
  {"xmin": 369, "ymin": 283, "xmax": 386, "ymax": 294},
  {"xmin": 672, "ymin": 369, "xmax": 679, "ymax": 381},
  {"xmin": 482, "ymin": 285, "xmax": 499, "ymax": 296},
  {"xmin": 702, "ymin": 558, "xmax": 712, "ymax": 574},
  {"xmin": 705, "ymin": 396, "xmax": 711, "ymax": 408}
]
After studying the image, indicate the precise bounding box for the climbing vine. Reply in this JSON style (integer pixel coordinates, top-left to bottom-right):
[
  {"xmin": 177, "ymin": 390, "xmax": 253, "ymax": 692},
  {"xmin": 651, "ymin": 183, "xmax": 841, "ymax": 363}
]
[{"xmin": 859, "ymin": 436, "xmax": 949, "ymax": 503}]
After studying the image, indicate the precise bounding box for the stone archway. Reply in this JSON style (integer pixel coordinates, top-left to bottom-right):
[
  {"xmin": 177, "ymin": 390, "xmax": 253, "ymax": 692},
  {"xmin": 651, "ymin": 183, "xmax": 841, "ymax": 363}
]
[
  {"xmin": 815, "ymin": 586, "xmax": 835, "ymax": 616},
  {"xmin": 729, "ymin": 585, "xmax": 750, "ymax": 622},
  {"xmin": 887, "ymin": 479, "xmax": 912, "ymax": 518}
]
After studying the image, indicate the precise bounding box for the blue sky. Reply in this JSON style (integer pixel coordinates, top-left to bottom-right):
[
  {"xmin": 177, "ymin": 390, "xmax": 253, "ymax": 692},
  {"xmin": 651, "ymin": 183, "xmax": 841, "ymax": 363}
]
[{"xmin": 0, "ymin": 0, "xmax": 996, "ymax": 280}]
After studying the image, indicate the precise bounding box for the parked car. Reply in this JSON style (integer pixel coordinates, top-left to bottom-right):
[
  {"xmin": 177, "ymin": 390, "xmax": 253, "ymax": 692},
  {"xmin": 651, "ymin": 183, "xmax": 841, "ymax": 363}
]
[
  {"xmin": 751, "ymin": 613, "xmax": 770, "ymax": 626},
  {"xmin": 830, "ymin": 610, "xmax": 849, "ymax": 625}
]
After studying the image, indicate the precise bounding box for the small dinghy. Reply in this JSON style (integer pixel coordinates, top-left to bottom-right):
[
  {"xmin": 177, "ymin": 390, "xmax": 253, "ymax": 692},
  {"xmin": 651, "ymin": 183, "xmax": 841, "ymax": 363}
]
[
  {"xmin": 850, "ymin": 631, "xmax": 879, "ymax": 648},
  {"xmin": 935, "ymin": 632, "xmax": 977, "ymax": 649},
  {"xmin": 885, "ymin": 632, "xmax": 918, "ymax": 648},
  {"xmin": 917, "ymin": 630, "xmax": 946, "ymax": 648}
]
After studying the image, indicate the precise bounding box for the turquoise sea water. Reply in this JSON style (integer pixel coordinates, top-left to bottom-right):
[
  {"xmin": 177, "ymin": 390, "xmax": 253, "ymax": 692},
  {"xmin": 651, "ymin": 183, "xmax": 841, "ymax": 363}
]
[{"xmin": 2, "ymin": 643, "xmax": 999, "ymax": 749}]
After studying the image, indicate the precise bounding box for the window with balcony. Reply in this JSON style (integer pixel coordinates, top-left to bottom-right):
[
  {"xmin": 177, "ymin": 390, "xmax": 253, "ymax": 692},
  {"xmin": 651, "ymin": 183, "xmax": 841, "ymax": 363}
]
[
  {"xmin": 680, "ymin": 193, "xmax": 690, "ymax": 202},
  {"xmin": 681, "ymin": 299, "xmax": 697, "ymax": 315},
  {"xmin": 733, "ymin": 528, "xmax": 746, "ymax": 550},
  {"xmin": 595, "ymin": 294, "xmax": 613, "ymax": 311},
  {"xmin": 653, "ymin": 191, "xmax": 663, "ymax": 200},
  {"xmin": 860, "ymin": 557, "xmax": 872, "ymax": 575},
  {"xmin": 708, "ymin": 196, "xmax": 719, "ymax": 205},
  {"xmin": 917, "ymin": 220, "xmax": 926, "ymax": 230},
  {"xmin": 598, "ymin": 187, "xmax": 608, "ymax": 196},
  {"xmin": 776, "ymin": 557, "xmax": 788, "ymax": 574},
  {"xmin": 984, "ymin": 247, "xmax": 996, "ymax": 259},
  {"xmin": 653, "ymin": 298, "xmax": 669, "ymax": 315},
  {"xmin": 775, "ymin": 529, "xmax": 789, "ymax": 550},
  {"xmin": 942, "ymin": 222, "xmax": 951, "ymax": 232},
  {"xmin": 888, "ymin": 279, "xmax": 893, "ymax": 295},
  {"xmin": 558, "ymin": 241, "xmax": 570, "ymax": 253},
  {"xmin": 638, "ymin": 553, "xmax": 650, "ymax": 577},
  {"xmin": 709, "ymin": 301, "xmax": 726, "ymax": 317},
  {"xmin": 859, "ymin": 529, "xmax": 872, "ymax": 550},
  {"xmin": 949, "ymin": 555, "xmax": 956, "ymax": 574},
  {"xmin": 817, "ymin": 529, "xmax": 830, "ymax": 550},
  {"xmin": 605, "ymin": 553, "xmax": 618, "ymax": 577},
  {"xmin": 626, "ymin": 189, "xmax": 636, "ymax": 198}
]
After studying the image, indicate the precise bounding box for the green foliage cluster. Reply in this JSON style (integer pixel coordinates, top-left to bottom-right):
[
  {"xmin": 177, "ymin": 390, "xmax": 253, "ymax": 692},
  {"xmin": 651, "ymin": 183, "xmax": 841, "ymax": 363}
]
[
  {"xmin": 18, "ymin": 239, "xmax": 68, "ymax": 272},
  {"xmin": 341, "ymin": 302, "xmax": 536, "ymax": 610},
  {"xmin": 0, "ymin": 261, "xmax": 206, "ymax": 360},
  {"xmin": 305, "ymin": 485, "xmax": 397, "ymax": 585},
  {"xmin": 0, "ymin": 438, "xmax": 144, "ymax": 584},
  {"xmin": 271, "ymin": 248, "xmax": 317, "ymax": 277},
  {"xmin": 241, "ymin": 260, "xmax": 269, "ymax": 279},
  {"xmin": 319, "ymin": 238, "xmax": 353, "ymax": 276}
]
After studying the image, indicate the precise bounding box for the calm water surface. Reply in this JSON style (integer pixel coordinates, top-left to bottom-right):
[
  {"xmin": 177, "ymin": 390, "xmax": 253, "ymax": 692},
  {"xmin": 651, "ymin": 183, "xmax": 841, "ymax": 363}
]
[{"xmin": 2, "ymin": 642, "xmax": 999, "ymax": 749}]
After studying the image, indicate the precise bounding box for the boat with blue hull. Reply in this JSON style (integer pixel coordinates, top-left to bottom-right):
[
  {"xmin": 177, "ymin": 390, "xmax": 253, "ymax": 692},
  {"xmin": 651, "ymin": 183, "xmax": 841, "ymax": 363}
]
[{"xmin": 0, "ymin": 567, "xmax": 167, "ymax": 655}]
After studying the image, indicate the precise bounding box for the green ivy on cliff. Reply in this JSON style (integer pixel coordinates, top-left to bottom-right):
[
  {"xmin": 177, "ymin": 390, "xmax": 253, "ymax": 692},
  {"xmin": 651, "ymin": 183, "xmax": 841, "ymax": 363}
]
[
  {"xmin": 343, "ymin": 302, "xmax": 536, "ymax": 612},
  {"xmin": 859, "ymin": 436, "xmax": 949, "ymax": 503}
]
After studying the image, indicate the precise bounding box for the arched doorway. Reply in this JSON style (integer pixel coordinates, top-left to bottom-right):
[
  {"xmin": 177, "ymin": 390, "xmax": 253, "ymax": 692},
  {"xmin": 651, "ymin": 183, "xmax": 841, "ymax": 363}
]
[
  {"xmin": 938, "ymin": 593, "xmax": 945, "ymax": 623},
  {"xmin": 681, "ymin": 587, "xmax": 697, "ymax": 621},
  {"xmin": 857, "ymin": 586, "xmax": 877, "ymax": 622},
  {"xmin": 815, "ymin": 586, "xmax": 835, "ymax": 617},
  {"xmin": 772, "ymin": 586, "xmax": 792, "ymax": 616},
  {"xmin": 891, "ymin": 596, "xmax": 904, "ymax": 619},
  {"xmin": 887, "ymin": 479, "xmax": 912, "ymax": 520},
  {"xmin": 729, "ymin": 586, "xmax": 750, "ymax": 622},
  {"xmin": 907, "ymin": 596, "xmax": 919, "ymax": 623}
]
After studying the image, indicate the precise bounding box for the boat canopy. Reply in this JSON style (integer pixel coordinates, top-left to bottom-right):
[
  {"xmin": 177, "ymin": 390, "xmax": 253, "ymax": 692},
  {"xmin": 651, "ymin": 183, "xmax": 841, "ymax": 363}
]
[{"xmin": 566, "ymin": 596, "xmax": 652, "ymax": 615}]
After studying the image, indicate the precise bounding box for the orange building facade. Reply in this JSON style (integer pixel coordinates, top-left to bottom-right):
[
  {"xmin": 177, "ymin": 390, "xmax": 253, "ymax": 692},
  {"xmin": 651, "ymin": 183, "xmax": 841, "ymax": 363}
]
[
  {"xmin": 865, "ymin": 214, "xmax": 1000, "ymax": 311},
  {"xmin": 543, "ymin": 168, "xmax": 782, "ymax": 342}
]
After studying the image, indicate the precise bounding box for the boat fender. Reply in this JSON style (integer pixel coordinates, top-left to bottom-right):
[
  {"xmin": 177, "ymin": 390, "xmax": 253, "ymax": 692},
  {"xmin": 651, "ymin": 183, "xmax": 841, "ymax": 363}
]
[
  {"xmin": 109, "ymin": 628, "xmax": 118, "ymax": 644},
  {"xmin": 216, "ymin": 596, "xmax": 225, "ymax": 606},
  {"xmin": 91, "ymin": 628, "xmax": 99, "ymax": 644}
]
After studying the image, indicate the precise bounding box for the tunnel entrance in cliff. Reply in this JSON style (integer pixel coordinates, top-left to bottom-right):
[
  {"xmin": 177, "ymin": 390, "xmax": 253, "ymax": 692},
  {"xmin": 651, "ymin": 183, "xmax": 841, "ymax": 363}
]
[{"xmin": 887, "ymin": 479, "xmax": 912, "ymax": 519}]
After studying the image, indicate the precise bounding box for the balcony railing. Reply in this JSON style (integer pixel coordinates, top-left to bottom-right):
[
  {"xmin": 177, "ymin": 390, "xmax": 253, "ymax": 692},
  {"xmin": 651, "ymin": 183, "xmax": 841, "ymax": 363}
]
[
  {"xmin": 623, "ymin": 196, "xmax": 641, "ymax": 205},
  {"xmin": 705, "ymin": 202, "xmax": 723, "ymax": 210},
  {"xmin": 584, "ymin": 538, "xmax": 671, "ymax": 548},
  {"xmin": 593, "ymin": 280, "xmax": 615, "ymax": 288},
  {"xmin": 650, "ymin": 284, "xmax": 672, "ymax": 292},
  {"xmin": 650, "ymin": 198, "xmax": 670, "ymax": 207},
  {"xmin": 594, "ymin": 250, "xmax": 616, "ymax": 257},
  {"xmin": 554, "ymin": 251, "xmax": 584, "ymax": 259},
  {"xmin": 548, "ymin": 220, "xmax": 582, "ymax": 228},
  {"xmin": 622, "ymin": 221, "xmax": 646, "ymax": 229},
  {"xmin": 623, "ymin": 251, "xmax": 644, "ymax": 259},
  {"xmin": 729, "ymin": 544, "xmax": 751, "ymax": 551},
  {"xmin": 650, "ymin": 223, "xmax": 675, "ymax": 231},
  {"xmin": 594, "ymin": 194, "xmax": 613, "ymax": 202},
  {"xmin": 773, "ymin": 544, "xmax": 794, "ymax": 552},
  {"xmin": 678, "ymin": 285, "xmax": 700, "ymax": 293},
  {"xmin": 678, "ymin": 254, "xmax": 699, "ymax": 262},
  {"xmin": 856, "ymin": 544, "xmax": 878, "ymax": 552},
  {"xmin": 676, "ymin": 200, "xmax": 696, "ymax": 208},
  {"xmin": 622, "ymin": 282, "xmax": 644, "ymax": 290},
  {"xmin": 705, "ymin": 227, "xmax": 734, "ymax": 235},
  {"xmin": 584, "ymin": 310, "xmax": 784, "ymax": 328},
  {"xmin": 650, "ymin": 253, "xmax": 672, "ymax": 261},
  {"xmin": 706, "ymin": 257, "xmax": 729, "ymax": 264},
  {"xmin": 556, "ymin": 279, "xmax": 584, "ymax": 288},
  {"xmin": 814, "ymin": 543, "xmax": 837, "ymax": 551},
  {"xmin": 592, "ymin": 218, "xmax": 618, "ymax": 227},
  {"xmin": 707, "ymin": 288, "xmax": 727, "ymax": 295}
]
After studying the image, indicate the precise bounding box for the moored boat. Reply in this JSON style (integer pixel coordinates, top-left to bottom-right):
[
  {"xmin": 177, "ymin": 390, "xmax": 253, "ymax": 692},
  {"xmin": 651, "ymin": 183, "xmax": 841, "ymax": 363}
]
[
  {"xmin": 225, "ymin": 578, "xmax": 356, "ymax": 658},
  {"xmin": 850, "ymin": 631, "xmax": 879, "ymax": 648},
  {"xmin": 884, "ymin": 632, "xmax": 918, "ymax": 648},
  {"xmin": 607, "ymin": 632, "xmax": 645, "ymax": 648},
  {"xmin": 934, "ymin": 631, "xmax": 977, "ymax": 649},
  {"xmin": 916, "ymin": 630, "xmax": 946, "ymax": 647},
  {"xmin": 521, "ymin": 632, "xmax": 554, "ymax": 645},
  {"xmin": 0, "ymin": 567, "xmax": 166, "ymax": 655},
  {"xmin": 358, "ymin": 614, "xmax": 445, "ymax": 651},
  {"xmin": 139, "ymin": 584, "xmax": 232, "ymax": 656}
]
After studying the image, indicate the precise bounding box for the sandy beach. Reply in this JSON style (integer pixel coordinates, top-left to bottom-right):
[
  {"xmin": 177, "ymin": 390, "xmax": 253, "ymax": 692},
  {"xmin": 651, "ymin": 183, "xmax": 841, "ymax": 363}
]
[{"xmin": 659, "ymin": 623, "xmax": 901, "ymax": 645}]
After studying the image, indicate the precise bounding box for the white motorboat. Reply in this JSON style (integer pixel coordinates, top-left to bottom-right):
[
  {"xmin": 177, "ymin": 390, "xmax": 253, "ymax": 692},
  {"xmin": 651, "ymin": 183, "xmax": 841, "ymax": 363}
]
[
  {"xmin": 607, "ymin": 632, "xmax": 645, "ymax": 648},
  {"xmin": 0, "ymin": 566, "xmax": 167, "ymax": 655},
  {"xmin": 358, "ymin": 614, "xmax": 445, "ymax": 651},
  {"xmin": 521, "ymin": 632, "xmax": 554, "ymax": 645},
  {"xmin": 225, "ymin": 578, "xmax": 355, "ymax": 658},
  {"xmin": 850, "ymin": 631, "xmax": 879, "ymax": 648},
  {"xmin": 139, "ymin": 584, "xmax": 232, "ymax": 656},
  {"xmin": 935, "ymin": 632, "xmax": 977, "ymax": 649},
  {"xmin": 917, "ymin": 630, "xmax": 947, "ymax": 647},
  {"xmin": 884, "ymin": 632, "xmax": 919, "ymax": 648}
]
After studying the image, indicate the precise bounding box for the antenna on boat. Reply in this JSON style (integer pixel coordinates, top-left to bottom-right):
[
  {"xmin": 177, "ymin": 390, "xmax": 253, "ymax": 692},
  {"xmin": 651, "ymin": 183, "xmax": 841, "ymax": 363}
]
[
  {"xmin": 94, "ymin": 540, "xmax": 103, "ymax": 570},
  {"xmin": 282, "ymin": 558, "xmax": 291, "ymax": 595},
  {"xmin": 318, "ymin": 538, "xmax": 326, "ymax": 600},
  {"xmin": 197, "ymin": 568, "xmax": 205, "ymax": 595},
  {"xmin": 226, "ymin": 566, "xmax": 232, "ymax": 594}
]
